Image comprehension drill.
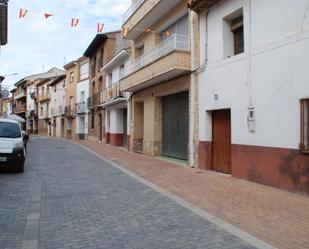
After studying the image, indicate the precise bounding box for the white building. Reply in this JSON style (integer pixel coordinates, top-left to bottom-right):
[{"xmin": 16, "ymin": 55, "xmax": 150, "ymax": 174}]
[
  {"xmin": 189, "ymin": 0, "xmax": 309, "ymax": 193},
  {"xmin": 76, "ymin": 58, "xmax": 89, "ymax": 140},
  {"xmin": 50, "ymin": 75, "xmax": 66, "ymax": 138},
  {"xmin": 101, "ymin": 49, "xmax": 131, "ymax": 148}
]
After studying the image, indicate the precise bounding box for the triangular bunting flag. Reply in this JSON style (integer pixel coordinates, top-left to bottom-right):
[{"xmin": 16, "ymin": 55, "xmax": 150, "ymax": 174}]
[
  {"xmin": 97, "ymin": 23, "xmax": 104, "ymax": 33},
  {"xmin": 144, "ymin": 28, "xmax": 152, "ymax": 33},
  {"xmin": 162, "ymin": 30, "xmax": 172, "ymax": 36},
  {"xmin": 71, "ymin": 18, "xmax": 79, "ymax": 27},
  {"xmin": 121, "ymin": 27, "xmax": 129, "ymax": 38},
  {"xmin": 44, "ymin": 13, "xmax": 53, "ymax": 19},
  {"xmin": 19, "ymin": 8, "xmax": 28, "ymax": 18}
]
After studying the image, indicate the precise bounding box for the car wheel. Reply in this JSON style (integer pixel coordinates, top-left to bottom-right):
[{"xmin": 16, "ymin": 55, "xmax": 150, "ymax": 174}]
[{"xmin": 16, "ymin": 163, "xmax": 24, "ymax": 173}]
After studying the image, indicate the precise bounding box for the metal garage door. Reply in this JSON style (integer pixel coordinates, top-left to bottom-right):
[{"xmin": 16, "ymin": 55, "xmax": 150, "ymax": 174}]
[{"xmin": 162, "ymin": 91, "xmax": 189, "ymax": 160}]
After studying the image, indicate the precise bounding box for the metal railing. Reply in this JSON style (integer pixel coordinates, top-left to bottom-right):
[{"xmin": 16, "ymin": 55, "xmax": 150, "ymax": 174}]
[
  {"xmin": 14, "ymin": 90, "xmax": 26, "ymax": 100},
  {"xmin": 124, "ymin": 34, "xmax": 190, "ymax": 77},
  {"xmin": 38, "ymin": 92, "xmax": 51, "ymax": 102},
  {"xmin": 14, "ymin": 105, "xmax": 26, "ymax": 113},
  {"xmin": 122, "ymin": 0, "xmax": 145, "ymax": 24},
  {"xmin": 87, "ymin": 92, "xmax": 100, "ymax": 108},
  {"xmin": 65, "ymin": 106, "xmax": 75, "ymax": 117},
  {"xmin": 76, "ymin": 102, "xmax": 87, "ymax": 114},
  {"xmin": 58, "ymin": 105, "xmax": 65, "ymax": 115},
  {"xmin": 100, "ymin": 81, "xmax": 123, "ymax": 104}
]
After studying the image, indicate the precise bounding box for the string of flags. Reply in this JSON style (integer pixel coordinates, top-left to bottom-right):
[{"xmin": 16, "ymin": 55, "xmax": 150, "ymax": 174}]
[
  {"xmin": 18, "ymin": 7, "xmax": 173, "ymax": 37},
  {"xmin": 18, "ymin": 8, "xmax": 105, "ymax": 33}
]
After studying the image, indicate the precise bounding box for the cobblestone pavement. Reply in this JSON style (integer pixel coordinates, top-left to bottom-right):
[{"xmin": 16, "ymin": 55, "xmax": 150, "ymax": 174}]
[{"xmin": 0, "ymin": 137, "xmax": 264, "ymax": 249}]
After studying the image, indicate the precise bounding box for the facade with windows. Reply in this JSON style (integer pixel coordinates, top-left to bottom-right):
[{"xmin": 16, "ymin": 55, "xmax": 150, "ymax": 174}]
[
  {"xmin": 121, "ymin": 0, "xmax": 196, "ymax": 164},
  {"xmin": 189, "ymin": 0, "xmax": 309, "ymax": 193},
  {"xmin": 101, "ymin": 49, "xmax": 131, "ymax": 148},
  {"xmin": 76, "ymin": 58, "xmax": 89, "ymax": 140},
  {"xmin": 50, "ymin": 75, "xmax": 66, "ymax": 138}
]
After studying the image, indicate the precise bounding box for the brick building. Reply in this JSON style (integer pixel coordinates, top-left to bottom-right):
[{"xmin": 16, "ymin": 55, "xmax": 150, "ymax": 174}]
[
  {"xmin": 84, "ymin": 32, "xmax": 124, "ymax": 142},
  {"xmin": 121, "ymin": 0, "xmax": 198, "ymax": 165}
]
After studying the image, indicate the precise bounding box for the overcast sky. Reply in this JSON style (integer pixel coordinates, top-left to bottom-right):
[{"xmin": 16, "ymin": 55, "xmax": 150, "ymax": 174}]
[{"xmin": 0, "ymin": 0, "xmax": 131, "ymax": 90}]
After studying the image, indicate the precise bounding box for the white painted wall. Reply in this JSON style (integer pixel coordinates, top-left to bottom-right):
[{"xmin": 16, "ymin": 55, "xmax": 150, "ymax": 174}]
[
  {"xmin": 198, "ymin": 0, "xmax": 309, "ymax": 149},
  {"xmin": 109, "ymin": 108, "xmax": 124, "ymax": 134},
  {"xmin": 76, "ymin": 78, "xmax": 89, "ymax": 135}
]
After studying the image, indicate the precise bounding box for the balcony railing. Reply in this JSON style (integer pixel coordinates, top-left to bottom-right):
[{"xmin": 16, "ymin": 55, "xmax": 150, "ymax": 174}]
[
  {"xmin": 87, "ymin": 92, "xmax": 100, "ymax": 108},
  {"xmin": 124, "ymin": 34, "xmax": 190, "ymax": 77},
  {"xmin": 41, "ymin": 110, "xmax": 49, "ymax": 119},
  {"xmin": 15, "ymin": 105, "xmax": 26, "ymax": 113},
  {"xmin": 76, "ymin": 102, "xmax": 87, "ymax": 114},
  {"xmin": 65, "ymin": 106, "xmax": 75, "ymax": 117},
  {"xmin": 37, "ymin": 92, "xmax": 51, "ymax": 102},
  {"xmin": 122, "ymin": 0, "xmax": 145, "ymax": 24},
  {"xmin": 100, "ymin": 82, "xmax": 124, "ymax": 104},
  {"xmin": 14, "ymin": 90, "xmax": 26, "ymax": 100}
]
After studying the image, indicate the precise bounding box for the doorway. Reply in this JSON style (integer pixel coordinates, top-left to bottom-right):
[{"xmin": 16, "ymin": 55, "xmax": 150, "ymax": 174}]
[
  {"xmin": 123, "ymin": 109, "xmax": 128, "ymax": 148},
  {"xmin": 212, "ymin": 109, "xmax": 232, "ymax": 174},
  {"xmin": 99, "ymin": 113, "xmax": 103, "ymax": 141},
  {"xmin": 162, "ymin": 91, "xmax": 189, "ymax": 160}
]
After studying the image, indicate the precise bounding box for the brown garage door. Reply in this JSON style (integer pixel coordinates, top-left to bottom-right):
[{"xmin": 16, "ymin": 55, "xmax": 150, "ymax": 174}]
[{"xmin": 212, "ymin": 109, "xmax": 231, "ymax": 174}]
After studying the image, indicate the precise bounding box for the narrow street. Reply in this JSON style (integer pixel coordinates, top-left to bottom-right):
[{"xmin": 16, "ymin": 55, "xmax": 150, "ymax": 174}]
[{"xmin": 0, "ymin": 137, "xmax": 260, "ymax": 249}]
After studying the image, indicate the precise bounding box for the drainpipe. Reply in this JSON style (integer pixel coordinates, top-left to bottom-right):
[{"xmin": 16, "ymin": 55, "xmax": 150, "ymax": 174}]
[{"xmin": 189, "ymin": 10, "xmax": 198, "ymax": 168}]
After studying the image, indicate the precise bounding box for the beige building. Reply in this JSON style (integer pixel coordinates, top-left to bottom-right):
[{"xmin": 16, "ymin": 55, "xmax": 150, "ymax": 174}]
[
  {"xmin": 121, "ymin": 0, "xmax": 198, "ymax": 165},
  {"xmin": 64, "ymin": 57, "xmax": 89, "ymax": 140}
]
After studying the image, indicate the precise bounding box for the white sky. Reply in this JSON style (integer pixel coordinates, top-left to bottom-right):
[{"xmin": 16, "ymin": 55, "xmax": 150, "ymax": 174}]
[{"xmin": 0, "ymin": 0, "xmax": 131, "ymax": 90}]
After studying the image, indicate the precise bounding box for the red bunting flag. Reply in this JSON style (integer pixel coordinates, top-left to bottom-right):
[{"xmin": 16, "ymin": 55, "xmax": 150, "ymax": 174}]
[
  {"xmin": 44, "ymin": 13, "xmax": 53, "ymax": 19},
  {"xmin": 162, "ymin": 30, "xmax": 172, "ymax": 36},
  {"xmin": 19, "ymin": 8, "xmax": 28, "ymax": 18},
  {"xmin": 97, "ymin": 23, "xmax": 104, "ymax": 33},
  {"xmin": 71, "ymin": 18, "xmax": 79, "ymax": 27},
  {"xmin": 144, "ymin": 28, "xmax": 152, "ymax": 33},
  {"xmin": 121, "ymin": 27, "xmax": 129, "ymax": 38}
]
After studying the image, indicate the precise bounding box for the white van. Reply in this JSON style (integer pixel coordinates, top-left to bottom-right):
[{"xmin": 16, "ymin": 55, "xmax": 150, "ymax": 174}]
[{"xmin": 0, "ymin": 118, "xmax": 26, "ymax": 172}]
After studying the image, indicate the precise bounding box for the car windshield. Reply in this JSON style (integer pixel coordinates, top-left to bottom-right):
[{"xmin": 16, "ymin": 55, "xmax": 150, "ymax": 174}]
[{"xmin": 0, "ymin": 122, "xmax": 21, "ymax": 138}]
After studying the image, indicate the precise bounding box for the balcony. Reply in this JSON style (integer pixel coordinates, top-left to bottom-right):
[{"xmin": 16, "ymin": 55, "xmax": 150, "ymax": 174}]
[
  {"xmin": 122, "ymin": 0, "xmax": 183, "ymax": 40},
  {"xmin": 51, "ymin": 108, "xmax": 57, "ymax": 117},
  {"xmin": 76, "ymin": 102, "xmax": 87, "ymax": 114},
  {"xmin": 87, "ymin": 92, "xmax": 100, "ymax": 108},
  {"xmin": 99, "ymin": 82, "xmax": 127, "ymax": 107},
  {"xmin": 188, "ymin": 0, "xmax": 222, "ymax": 12},
  {"xmin": 58, "ymin": 105, "xmax": 65, "ymax": 115},
  {"xmin": 15, "ymin": 105, "xmax": 26, "ymax": 114},
  {"xmin": 65, "ymin": 106, "xmax": 75, "ymax": 117},
  {"xmin": 14, "ymin": 90, "xmax": 26, "ymax": 100},
  {"xmin": 37, "ymin": 92, "xmax": 51, "ymax": 102},
  {"xmin": 27, "ymin": 109, "xmax": 38, "ymax": 117},
  {"xmin": 41, "ymin": 111, "xmax": 49, "ymax": 120},
  {"xmin": 120, "ymin": 34, "xmax": 191, "ymax": 92}
]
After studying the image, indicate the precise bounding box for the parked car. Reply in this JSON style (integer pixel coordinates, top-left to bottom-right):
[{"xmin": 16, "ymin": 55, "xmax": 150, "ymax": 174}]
[{"xmin": 0, "ymin": 118, "xmax": 26, "ymax": 172}]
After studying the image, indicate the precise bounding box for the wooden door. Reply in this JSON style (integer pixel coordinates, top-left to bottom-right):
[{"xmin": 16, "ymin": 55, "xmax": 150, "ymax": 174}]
[
  {"xmin": 99, "ymin": 114, "xmax": 103, "ymax": 141},
  {"xmin": 162, "ymin": 91, "xmax": 189, "ymax": 160},
  {"xmin": 212, "ymin": 109, "xmax": 231, "ymax": 174}
]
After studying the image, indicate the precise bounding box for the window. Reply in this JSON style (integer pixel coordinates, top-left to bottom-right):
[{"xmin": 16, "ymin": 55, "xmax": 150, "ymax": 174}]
[
  {"xmin": 54, "ymin": 86, "xmax": 57, "ymax": 93},
  {"xmin": 231, "ymin": 16, "xmax": 244, "ymax": 55},
  {"xmin": 161, "ymin": 14, "xmax": 188, "ymax": 41},
  {"xmin": 300, "ymin": 99, "xmax": 309, "ymax": 152},
  {"xmin": 70, "ymin": 72, "xmax": 74, "ymax": 83},
  {"xmin": 80, "ymin": 62, "xmax": 89, "ymax": 80},
  {"xmin": 40, "ymin": 107, "xmax": 43, "ymax": 116},
  {"xmin": 223, "ymin": 8, "xmax": 244, "ymax": 58},
  {"xmin": 80, "ymin": 91, "xmax": 85, "ymax": 103}
]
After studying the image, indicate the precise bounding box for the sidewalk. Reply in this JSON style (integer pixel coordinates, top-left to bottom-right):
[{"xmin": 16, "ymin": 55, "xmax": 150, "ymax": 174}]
[{"xmin": 75, "ymin": 139, "xmax": 309, "ymax": 249}]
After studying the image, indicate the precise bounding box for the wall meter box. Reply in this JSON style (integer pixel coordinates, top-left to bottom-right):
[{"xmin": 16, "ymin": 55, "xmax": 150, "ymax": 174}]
[{"xmin": 248, "ymin": 106, "xmax": 255, "ymax": 133}]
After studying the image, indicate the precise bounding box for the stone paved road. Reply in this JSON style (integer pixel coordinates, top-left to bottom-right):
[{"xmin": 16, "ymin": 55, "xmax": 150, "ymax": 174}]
[{"xmin": 0, "ymin": 137, "xmax": 258, "ymax": 249}]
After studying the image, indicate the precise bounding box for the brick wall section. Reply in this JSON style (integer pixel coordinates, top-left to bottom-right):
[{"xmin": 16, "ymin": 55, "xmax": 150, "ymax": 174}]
[
  {"xmin": 130, "ymin": 75, "xmax": 190, "ymax": 157},
  {"xmin": 120, "ymin": 51, "xmax": 191, "ymax": 92},
  {"xmin": 87, "ymin": 33, "xmax": 118, "ymax": 141}
]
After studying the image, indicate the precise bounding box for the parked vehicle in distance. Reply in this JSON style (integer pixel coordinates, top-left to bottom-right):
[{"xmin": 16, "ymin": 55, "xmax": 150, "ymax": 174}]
[{"xmin": 0, "ymin": 118, "xmax": 26, "ymax": 172}]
